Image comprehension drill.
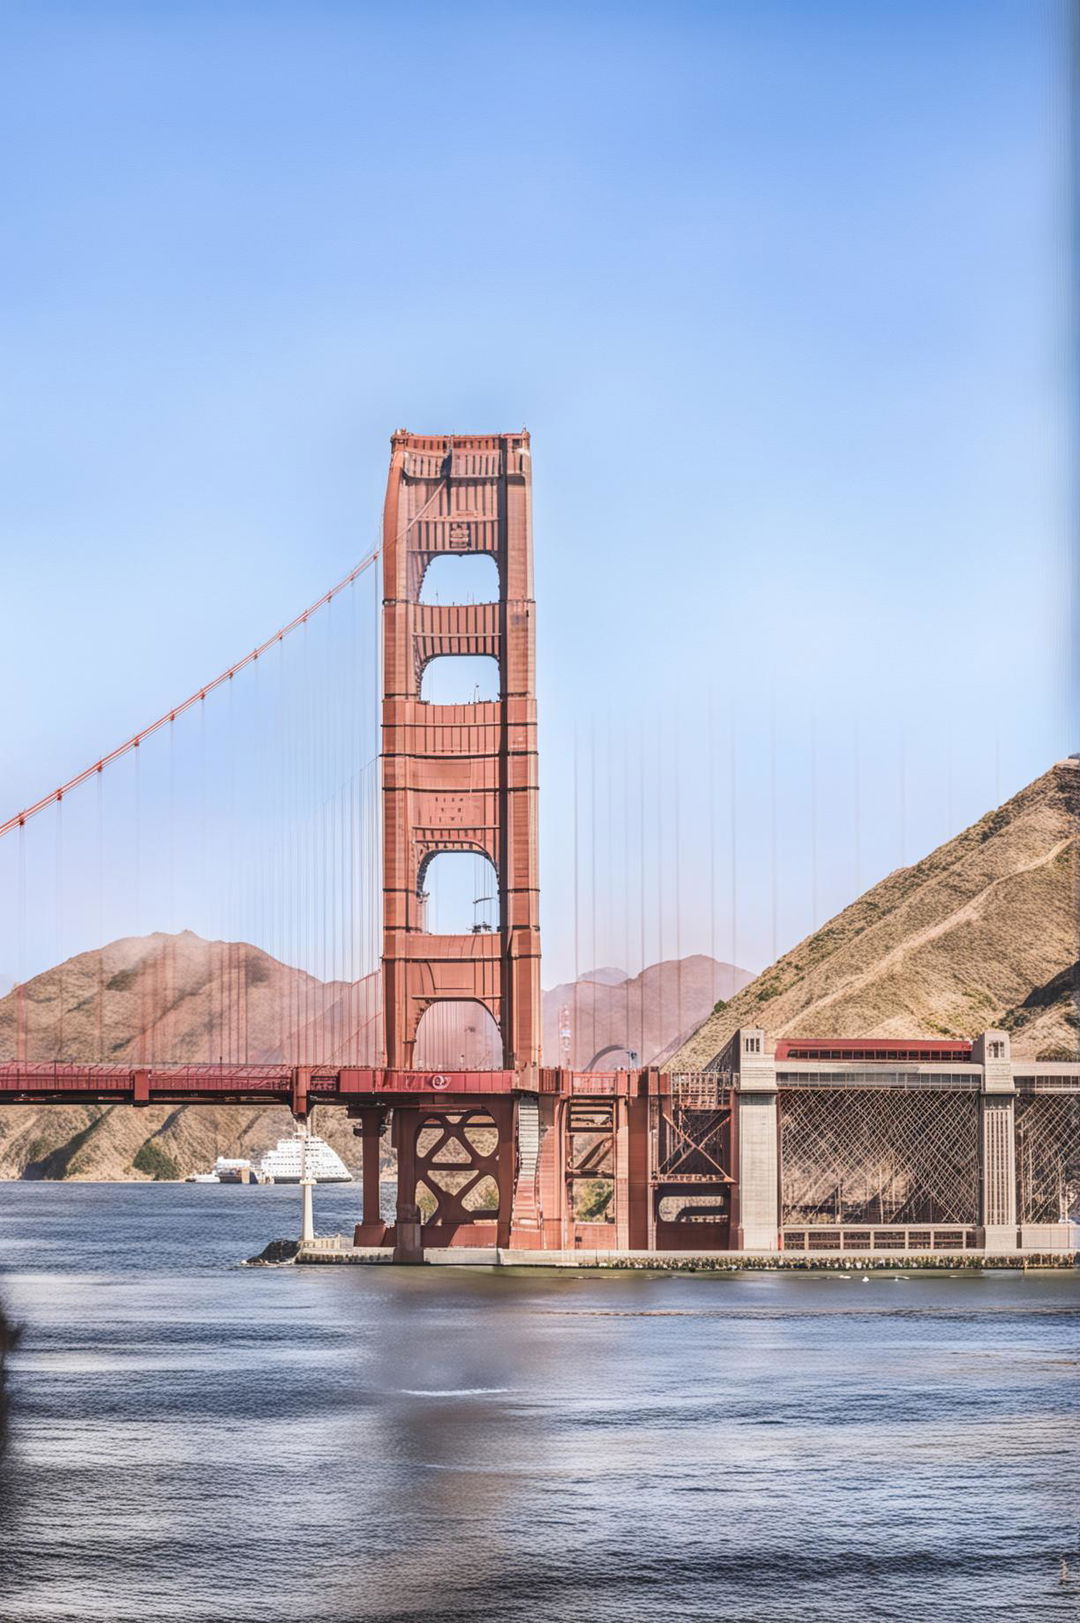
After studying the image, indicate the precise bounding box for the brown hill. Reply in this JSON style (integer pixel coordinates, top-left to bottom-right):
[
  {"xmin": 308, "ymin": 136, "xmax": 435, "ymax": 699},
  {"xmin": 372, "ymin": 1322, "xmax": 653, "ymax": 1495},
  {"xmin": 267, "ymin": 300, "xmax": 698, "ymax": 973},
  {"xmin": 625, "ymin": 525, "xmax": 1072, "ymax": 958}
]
[
  {"xmin": 0, "ymin": 1098, "xmax": 362, "ymax": 1185},
  {"xmin": 0, "ymin": 933, "xmax": 743, "ymax": 1179},
  {"xmin": 673, "ymin": 761, "xmax": 1080, "ymax": 1070},
  {"xmin": 0, "ymin": 930, "xmax": 378, "ymax": 1069},
  {"xmin": 543, "ymin": 956, "xmax": 752, "ymax": 1069},
  {"xmin": 0, "ymin": 931, "xmax": 379, "ymax": 1182}
]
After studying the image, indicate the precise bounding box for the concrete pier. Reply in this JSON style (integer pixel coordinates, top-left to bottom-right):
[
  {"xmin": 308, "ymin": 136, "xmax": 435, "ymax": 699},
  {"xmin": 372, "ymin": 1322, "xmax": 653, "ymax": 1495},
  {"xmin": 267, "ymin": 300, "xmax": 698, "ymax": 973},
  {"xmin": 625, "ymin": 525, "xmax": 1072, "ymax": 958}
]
[{"xmin": 293, "ymin": 1236, "xmax": 1078, "ymax": 1270}]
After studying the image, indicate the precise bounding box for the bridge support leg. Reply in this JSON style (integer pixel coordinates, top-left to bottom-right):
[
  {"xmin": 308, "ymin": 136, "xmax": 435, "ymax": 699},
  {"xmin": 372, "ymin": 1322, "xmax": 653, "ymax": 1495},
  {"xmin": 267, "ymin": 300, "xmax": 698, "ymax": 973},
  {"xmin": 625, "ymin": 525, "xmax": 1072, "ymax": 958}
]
[
  {"xmin": 496, "ymin": 1100, "xmax": 515, "ymax": 1250},
  {"xmin": 975, "ymin": 1031, "xmax": 1017, "ymax": 1253},
  {"xmin": 613, "ymin": 1097, "xmax": 633, "ymax": 1251},
  {"xmin": 539, "ymin": 1096, "xmax": 572, "ymax": 1250},
  {"xmin": 732, "ymin": 1091, "xmax": 780, "ymax": 1251},
  {"xmin": 517, "ymin": 1094, "xmax": 565, "ymax": 1251},
  {"xmin": 352, "ymin": 1107, "xmax": 388, "ymax": 1247},
  {"xmin": 392, "ymin": 1108, "xmax": 422, "ymax": 1262},
  {"xmin": 626, "ymin": 1091, "xmax": 653, "ymax": 1251},
  {"xmin": 722, "ymin": 1029, "xmax": 780, "ymax": 1251},
  {"xmin": 979, "ymin": 1096, "xmax": 1017, "ymax": 1253}
]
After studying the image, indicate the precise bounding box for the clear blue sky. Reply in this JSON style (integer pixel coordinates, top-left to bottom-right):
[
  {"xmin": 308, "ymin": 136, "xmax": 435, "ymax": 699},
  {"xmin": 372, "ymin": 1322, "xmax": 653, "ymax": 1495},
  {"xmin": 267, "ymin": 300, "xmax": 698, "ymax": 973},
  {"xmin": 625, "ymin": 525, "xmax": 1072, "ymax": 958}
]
[{"xmin": 0, "ymin": 0, "xmax": 1071, "ymax": 987}]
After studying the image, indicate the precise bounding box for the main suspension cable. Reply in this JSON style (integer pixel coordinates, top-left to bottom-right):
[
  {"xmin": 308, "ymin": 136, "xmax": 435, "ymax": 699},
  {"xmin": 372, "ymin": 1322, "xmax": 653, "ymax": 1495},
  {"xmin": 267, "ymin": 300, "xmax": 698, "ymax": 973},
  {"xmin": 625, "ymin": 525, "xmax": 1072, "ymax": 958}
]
[{"xmin": 0, "ymin": 546, "xmax": 381, "ymax": 840}]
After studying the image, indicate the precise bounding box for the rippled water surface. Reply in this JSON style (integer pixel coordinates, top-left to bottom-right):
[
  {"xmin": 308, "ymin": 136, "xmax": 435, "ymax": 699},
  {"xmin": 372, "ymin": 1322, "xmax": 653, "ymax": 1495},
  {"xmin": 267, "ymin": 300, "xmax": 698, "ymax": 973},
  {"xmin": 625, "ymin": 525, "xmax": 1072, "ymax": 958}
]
[{"xmin": 0, "ymin": 1183, "xmax": 1078, "ymax": 1622}]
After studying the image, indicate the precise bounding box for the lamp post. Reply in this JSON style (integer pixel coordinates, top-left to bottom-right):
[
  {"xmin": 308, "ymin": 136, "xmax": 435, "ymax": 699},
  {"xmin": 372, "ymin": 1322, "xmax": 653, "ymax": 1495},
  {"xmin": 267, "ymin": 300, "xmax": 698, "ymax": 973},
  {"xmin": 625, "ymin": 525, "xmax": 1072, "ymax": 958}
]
[{"xmin": 299, "ymin": 1117, "xmax": 315, "ymax": 1245}]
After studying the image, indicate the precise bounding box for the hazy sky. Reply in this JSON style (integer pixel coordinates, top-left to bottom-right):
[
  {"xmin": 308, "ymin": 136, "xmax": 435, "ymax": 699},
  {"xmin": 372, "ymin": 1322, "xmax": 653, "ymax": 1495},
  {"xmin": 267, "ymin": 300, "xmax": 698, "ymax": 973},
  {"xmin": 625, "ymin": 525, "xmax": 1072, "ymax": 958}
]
[{"xmin": 0, "ymin": 0, "xmax": 1071, "ymax": 987}]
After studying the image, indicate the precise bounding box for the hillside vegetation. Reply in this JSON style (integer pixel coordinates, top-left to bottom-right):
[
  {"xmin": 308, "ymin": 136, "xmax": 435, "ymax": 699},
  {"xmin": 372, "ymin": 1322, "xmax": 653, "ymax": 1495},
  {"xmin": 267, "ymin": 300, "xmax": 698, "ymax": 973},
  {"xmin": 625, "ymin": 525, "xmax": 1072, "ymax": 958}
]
[{"xmin": 673, "ymin": 761, "xmax": 1079, "ymax": 1070}]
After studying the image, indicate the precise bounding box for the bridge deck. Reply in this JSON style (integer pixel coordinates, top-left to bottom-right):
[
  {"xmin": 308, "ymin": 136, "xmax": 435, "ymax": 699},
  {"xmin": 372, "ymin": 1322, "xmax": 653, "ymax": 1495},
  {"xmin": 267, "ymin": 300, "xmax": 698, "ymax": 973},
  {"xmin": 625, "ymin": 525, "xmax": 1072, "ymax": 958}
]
[{"xmin": 0, "ymin": 1063, "xmax": 529, "ymax": 1110}]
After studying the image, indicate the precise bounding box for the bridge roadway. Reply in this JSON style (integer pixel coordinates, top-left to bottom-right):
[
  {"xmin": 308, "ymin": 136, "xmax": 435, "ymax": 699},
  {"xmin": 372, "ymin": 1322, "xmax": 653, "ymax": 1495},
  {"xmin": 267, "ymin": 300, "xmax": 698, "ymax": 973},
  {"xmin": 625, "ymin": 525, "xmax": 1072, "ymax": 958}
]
[
  {"xmin": 0, "ymin": 1061, "xmax": 694, "ymax": 1256},
  {"xmin": 2, "ymin": 1038, "xmax": 1077, "ymax": 1258},
  {"xmin": 0, "ymin": 1063, "xmax": 555, "ymax": 1115}
]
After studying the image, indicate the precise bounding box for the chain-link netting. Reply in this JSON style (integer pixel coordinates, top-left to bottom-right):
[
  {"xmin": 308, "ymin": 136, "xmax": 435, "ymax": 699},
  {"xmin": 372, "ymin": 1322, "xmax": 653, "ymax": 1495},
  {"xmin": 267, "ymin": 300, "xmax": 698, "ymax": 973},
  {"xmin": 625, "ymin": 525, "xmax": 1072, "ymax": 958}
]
[
  {"xmin": 1016, "ymin": 1093, "xmax": 1080, "ymax": 1224},
  {"xmin": 780, "ymin": 1087, "xmax": 980, "ymax": 1225}
]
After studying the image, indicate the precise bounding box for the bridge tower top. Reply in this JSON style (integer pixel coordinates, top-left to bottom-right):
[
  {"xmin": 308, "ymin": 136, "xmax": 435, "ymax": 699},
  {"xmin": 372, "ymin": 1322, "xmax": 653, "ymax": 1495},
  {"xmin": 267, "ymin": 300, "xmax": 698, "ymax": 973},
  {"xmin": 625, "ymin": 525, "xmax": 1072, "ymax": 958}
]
[{"xmin": 380, "ymin": 430, "xmax": 542, "ymax": 1075}]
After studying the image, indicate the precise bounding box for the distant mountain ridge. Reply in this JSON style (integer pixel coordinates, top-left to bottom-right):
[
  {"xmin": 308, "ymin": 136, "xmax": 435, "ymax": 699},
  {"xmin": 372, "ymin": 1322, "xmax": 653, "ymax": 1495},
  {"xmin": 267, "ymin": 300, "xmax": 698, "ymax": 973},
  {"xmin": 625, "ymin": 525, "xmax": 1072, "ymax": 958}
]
[
  {"xmin": 543, "ymin": 956, "xmax": 752, "ymax": 1069},
  {"xmin": 0, "ymin": 930, "xmax": 378, "ymax": 1069},
  {"xmin": 0, "ymin": 939, "xmax": 748, "ymax": 1180},
  {"xmin": 576, "ymin": 967, "xmax": 630, "ymax": 987},
  {"xmin": 0, "ymin": 931, "xmax": 380, "ymax": 1183},
  {"xmin": 673, "ymin": 762, "xmax": 1080, "ymax": 1069}
]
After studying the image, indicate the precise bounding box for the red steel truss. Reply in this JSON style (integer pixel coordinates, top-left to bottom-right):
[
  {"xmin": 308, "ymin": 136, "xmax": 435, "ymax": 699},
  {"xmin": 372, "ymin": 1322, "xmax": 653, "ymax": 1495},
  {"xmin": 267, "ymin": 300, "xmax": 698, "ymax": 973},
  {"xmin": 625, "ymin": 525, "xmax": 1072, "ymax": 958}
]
[{"xmin": 0, "ymin": 1061, "xmax": 737, "ymax": 1255}]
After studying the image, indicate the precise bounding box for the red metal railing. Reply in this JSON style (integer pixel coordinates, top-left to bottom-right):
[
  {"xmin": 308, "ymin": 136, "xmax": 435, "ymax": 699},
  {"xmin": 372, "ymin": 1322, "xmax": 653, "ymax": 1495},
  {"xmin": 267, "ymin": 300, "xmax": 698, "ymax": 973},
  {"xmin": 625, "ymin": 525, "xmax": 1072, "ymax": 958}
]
[{"xmin": 774, "ymin": 1039, "xmax": 973, "ymax": 1063}]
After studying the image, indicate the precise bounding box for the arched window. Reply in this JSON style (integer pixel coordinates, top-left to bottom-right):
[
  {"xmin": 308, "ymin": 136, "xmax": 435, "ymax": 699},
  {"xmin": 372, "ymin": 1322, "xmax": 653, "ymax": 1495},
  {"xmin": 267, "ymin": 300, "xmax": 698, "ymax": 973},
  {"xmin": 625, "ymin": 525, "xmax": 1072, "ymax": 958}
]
[
  {"xmin": 414, "ymin": 1001, "xmax": 503, "ymax": 1070},
  {"xmin": 419, "ymin": 852, "xmax": 499, "ymax": 935},
  {"xmin": 419, "ymin": 554, "xmax": 500, "ymax": 604},
  {"xmin": 420, "ymin": 654, "xmax": 500, "ymax": 704}
]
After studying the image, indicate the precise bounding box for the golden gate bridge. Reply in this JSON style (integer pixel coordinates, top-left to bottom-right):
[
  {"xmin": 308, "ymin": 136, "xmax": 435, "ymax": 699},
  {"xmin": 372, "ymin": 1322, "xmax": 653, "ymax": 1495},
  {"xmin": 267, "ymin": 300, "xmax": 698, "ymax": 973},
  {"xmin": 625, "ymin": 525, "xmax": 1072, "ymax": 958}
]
[{"xmin": 0, "ymin": 432, "xmax": 1075, "ymax": 1261}]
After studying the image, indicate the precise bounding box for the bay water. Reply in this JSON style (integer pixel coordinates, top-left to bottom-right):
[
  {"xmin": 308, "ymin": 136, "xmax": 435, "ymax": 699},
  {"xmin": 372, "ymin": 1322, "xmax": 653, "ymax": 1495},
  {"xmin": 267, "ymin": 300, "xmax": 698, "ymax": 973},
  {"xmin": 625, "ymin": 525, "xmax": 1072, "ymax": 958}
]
[{"xmin": 0, "ymin": 1182, "xmax": 1077, "ymax": 1622}]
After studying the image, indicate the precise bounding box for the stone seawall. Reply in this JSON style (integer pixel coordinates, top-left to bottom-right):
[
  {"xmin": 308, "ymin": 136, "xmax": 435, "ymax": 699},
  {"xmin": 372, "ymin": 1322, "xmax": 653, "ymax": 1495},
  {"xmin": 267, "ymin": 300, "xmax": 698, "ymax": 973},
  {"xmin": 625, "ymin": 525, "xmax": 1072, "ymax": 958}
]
[{"xmin": 277, "ymin": 1236, "xmax": 1080, "ymax": 1271}]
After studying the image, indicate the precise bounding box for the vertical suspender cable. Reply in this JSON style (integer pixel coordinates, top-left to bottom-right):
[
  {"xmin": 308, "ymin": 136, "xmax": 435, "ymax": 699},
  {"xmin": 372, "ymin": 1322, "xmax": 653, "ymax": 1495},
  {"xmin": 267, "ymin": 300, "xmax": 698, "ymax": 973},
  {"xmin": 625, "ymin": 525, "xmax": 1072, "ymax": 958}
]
[
  {"xmin": 810, "ymin": 706, "xmax": 818, "ymax": 936},
  {"xmin": 603, "ymin": 711, "xmax": 611, "ymax": 992},
  {"xmin": 623, "ymin": 728, "xmax": 630, "ymax": 1065},
  {"xmin": 853, "ymin": 714, "xmax": 862, "ymax": 898},
  {"xmin": 899, "ymin": 724, "xmax": 907, "ymax": 868},
  {"xmin": 134, "ymin": 739, "xmax": 143, "ymax": 1063},
  {"xmin": 655, "ymin": 719, "xmax": 664, "ymax": 1064},
  {"xmin": 589, "ymin": 718, "xmax": 597, "ymax": 1065},
  {"xmin": 730, "ymin": 708, "xmax": 738, "ymax": 985},
  {"xmin": 674, "ymin": 711, "xmax": 682, "ymax": 1051},
  {"xmin": 55, "ymin": 803, "xmax": 64, "ymax": 1060},
  {"xmin": 97, "ymin": 766, "xmax": 104, "ymax": 1063},
  {"xmin": 769, "ymin": 685, "xmax": 777, "ymax": 966},
  {"xmin": 637, "ymin": 717, "xmax": 646, "ymax": 1064},
  {"xmin": 708, "ymin": 686, "xmax": 717, "ymax": 1006},
  {"xmin": 168, "ymin": 718, "xmax": 175, "ymax": 1064},
  {"xmin": 572, "ymin": 723, "xmax": 579, "ymax": 1066}
]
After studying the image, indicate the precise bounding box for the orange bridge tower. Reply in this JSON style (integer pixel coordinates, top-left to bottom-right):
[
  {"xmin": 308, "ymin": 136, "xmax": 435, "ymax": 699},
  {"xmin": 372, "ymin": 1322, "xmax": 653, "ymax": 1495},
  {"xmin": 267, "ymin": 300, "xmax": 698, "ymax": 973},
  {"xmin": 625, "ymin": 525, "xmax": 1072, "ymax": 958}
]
[{"xmin": 380, "ymin": 430, "xmax": 542, "ymax": 1077}]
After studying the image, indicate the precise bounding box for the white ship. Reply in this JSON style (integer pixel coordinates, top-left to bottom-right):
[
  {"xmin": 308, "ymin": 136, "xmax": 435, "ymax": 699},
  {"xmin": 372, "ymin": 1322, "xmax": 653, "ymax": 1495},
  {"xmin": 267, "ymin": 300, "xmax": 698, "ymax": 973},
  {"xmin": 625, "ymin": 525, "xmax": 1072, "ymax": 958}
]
[
  {"xmin": 259, "ymin": 1131, "xmax": 353, "ymax": 1184},
  {"xmin": 185, "ymin": 1156, "xmax": 270, "ymax": 1185}
]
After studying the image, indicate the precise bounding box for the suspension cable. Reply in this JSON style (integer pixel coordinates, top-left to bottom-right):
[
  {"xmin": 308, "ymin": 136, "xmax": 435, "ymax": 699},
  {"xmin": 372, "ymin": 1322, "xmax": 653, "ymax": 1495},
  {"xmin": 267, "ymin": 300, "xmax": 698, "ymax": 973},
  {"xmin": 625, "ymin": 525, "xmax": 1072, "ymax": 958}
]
[
  {"xmin": 1, "ymin": 453, "xmax": 459, "ymax": 843},
  {"xmin": 0, "ymin": 546, "xmax": 381, "ymax": 839}
]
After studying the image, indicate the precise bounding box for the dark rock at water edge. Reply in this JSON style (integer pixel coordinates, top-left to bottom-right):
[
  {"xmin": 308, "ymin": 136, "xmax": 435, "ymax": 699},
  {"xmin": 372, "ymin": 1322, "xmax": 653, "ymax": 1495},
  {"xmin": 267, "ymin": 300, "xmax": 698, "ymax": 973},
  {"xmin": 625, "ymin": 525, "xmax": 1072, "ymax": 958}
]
[{"xmin": 244, "ymin": 1238, "xmax": 300, "ymax": 1266}]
